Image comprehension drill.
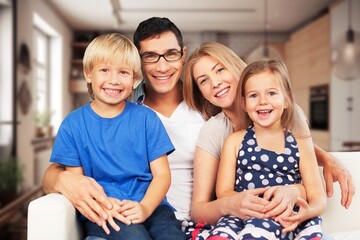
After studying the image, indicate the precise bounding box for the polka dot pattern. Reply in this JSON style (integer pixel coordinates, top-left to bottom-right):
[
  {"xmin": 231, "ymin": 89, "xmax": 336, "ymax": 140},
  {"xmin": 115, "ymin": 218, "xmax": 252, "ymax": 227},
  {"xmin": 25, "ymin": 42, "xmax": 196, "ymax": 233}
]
[{"xmin": 235, "ymin": 127, "xmax": 301, "ymax": 193}]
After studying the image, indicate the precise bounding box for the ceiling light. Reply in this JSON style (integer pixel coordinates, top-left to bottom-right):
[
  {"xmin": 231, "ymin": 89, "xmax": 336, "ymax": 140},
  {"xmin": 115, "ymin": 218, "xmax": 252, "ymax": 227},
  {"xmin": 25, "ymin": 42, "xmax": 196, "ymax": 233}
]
[
  {"xmin": 245, "ymin": 0, "xmax": 283, "ymax": 63},
  {"xmin": 331, "ymin": 0, "xmax": 360, "ymax": 81}
]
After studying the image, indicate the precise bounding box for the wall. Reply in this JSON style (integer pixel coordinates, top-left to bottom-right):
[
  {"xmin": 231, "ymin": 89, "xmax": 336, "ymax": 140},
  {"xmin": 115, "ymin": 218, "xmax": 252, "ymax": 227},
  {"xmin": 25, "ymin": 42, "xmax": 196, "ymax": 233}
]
[
  {"xmin": 330, "ymin": 0, "xmax": 360, "ymax": 151},
  {"xmin": 16, "ymin": 0, "xmax": 72, "ymax": 189}
]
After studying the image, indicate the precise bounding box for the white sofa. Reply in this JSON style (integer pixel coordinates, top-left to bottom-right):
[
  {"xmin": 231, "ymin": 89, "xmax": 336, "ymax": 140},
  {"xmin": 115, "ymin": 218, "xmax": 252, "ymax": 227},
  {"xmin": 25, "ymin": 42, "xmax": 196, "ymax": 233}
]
[{"xmin": 27, "ymin": 152, "xmax": 360, "ymax": 240}]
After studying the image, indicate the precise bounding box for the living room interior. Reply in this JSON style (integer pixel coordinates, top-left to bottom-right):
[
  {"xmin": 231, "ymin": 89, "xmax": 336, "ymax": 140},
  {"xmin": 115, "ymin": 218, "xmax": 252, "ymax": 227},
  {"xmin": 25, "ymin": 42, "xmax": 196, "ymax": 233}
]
[{"xmin": 0, "ymin": 0, "xmax": 359, "ymax": 239}]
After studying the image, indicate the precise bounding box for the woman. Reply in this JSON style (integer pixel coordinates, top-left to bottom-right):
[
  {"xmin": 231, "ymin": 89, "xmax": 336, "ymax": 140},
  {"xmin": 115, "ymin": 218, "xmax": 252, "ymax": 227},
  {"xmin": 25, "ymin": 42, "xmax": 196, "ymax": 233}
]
[{"xmin": 182, "ymin": 42, "xmax": 354, "ymax": 239}]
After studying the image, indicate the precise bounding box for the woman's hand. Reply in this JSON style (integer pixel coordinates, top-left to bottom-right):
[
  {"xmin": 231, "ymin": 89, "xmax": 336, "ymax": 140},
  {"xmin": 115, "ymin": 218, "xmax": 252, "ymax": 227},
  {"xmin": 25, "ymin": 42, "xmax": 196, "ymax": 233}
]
[
  {"xmin": 225, "ymin": 187, "xmax": 270, "ymax": 220},
  {"xmin": 261, "ymin": 185, "xmax": 301, "ymax": 221}
]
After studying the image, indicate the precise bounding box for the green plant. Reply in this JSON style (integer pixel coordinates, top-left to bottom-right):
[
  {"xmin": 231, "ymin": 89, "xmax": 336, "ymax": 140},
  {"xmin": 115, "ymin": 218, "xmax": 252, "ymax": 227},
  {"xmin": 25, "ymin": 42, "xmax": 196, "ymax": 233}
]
[
  {"xmin": 34, "ymin": 110, "xmax": 53, "ymax": 127},
  {"xmin": 0, "ymin": 156, "xmax": 24, "ymax": 193}
]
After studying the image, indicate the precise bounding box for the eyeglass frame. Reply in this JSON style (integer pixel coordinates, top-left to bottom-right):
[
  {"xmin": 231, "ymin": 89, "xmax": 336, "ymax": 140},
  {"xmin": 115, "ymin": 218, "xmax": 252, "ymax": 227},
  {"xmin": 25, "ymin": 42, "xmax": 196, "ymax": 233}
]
[{"xmin": 139, "ymin": 49, "xmax": 184, "ymax": 63}]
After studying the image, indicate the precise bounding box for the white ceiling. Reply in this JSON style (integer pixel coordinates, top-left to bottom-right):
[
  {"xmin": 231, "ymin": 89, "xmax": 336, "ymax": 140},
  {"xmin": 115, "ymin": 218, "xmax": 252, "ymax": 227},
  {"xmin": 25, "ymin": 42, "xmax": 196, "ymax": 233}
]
[{"xmin": 46, "ymin": 0, "xmax": 336, "ymax": 33}]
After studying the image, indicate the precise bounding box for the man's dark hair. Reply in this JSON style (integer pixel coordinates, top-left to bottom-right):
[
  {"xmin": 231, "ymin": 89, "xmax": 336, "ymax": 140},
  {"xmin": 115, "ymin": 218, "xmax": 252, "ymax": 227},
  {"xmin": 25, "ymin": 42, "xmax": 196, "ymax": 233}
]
[{"xmin": 133, "ymin": 17, "xmax": 184, "ymax": 51}]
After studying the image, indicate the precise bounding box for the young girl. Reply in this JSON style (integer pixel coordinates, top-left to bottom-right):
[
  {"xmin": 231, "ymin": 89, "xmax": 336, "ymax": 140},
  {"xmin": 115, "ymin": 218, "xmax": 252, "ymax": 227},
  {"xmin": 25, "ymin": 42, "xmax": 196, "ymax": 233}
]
[{"xmin": 212, "ymin": 59, "xmax": 327, "ymax": 239}]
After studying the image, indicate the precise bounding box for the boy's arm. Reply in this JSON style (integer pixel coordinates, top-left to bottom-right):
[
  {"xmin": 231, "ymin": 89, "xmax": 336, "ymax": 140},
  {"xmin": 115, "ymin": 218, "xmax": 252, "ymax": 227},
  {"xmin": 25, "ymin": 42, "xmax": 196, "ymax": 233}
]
[
  {"xmin": 42, "ymin": 163, "xmax": 112, "ymax": 225},
  {"xmin": 124, "ymin": 155, "xmax": 171, "ymax": 224},
  {"xmin": 314, "ymin": 144, "xmax": 355, "ymax": 208},
  {"xmin": 142, "ymin": 154, "xmax": 171, "ymax": 213}
]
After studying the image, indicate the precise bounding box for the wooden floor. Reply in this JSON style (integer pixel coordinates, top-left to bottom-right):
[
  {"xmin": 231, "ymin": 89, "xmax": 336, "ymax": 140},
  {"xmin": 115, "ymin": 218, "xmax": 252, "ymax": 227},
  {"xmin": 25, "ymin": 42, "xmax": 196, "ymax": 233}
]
[
  {"xmin": 0, "ymin": 210, "xmax": 27, "ymax": 240},
  {"xmin": 0, "ymin": 186, "xmax": 43, "ymax": 240}
]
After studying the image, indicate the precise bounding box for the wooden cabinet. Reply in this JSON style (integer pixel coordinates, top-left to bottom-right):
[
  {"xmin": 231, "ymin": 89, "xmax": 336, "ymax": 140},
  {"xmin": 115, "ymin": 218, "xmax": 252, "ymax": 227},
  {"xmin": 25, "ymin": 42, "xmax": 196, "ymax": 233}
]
[
  {"xmin": 284, "ymin": 13, "xmax": 331, "ymax": 150},
  {"xmin": 69, "ymin": 42, "xmax": 88, "ymax": 93}
]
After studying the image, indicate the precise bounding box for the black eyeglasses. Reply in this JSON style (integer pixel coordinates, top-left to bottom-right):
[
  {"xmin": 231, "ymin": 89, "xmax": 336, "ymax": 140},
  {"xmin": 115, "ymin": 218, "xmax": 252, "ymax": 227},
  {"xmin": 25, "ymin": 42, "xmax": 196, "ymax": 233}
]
[{"xmin": 140, "ymin": 50, "xmax": 183, "ymax": 63}]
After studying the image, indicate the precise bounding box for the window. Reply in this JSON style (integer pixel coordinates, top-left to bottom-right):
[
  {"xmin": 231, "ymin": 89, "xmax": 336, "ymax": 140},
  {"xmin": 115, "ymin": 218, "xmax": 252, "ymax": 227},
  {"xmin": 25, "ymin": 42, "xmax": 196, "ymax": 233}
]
[
  {"xmin": 33, "ymin": 28, "xmax": 50, "ymax": 115},
  {"xmin": 0, "ymin": 5, "xmax": 14, "ymax": 159}
]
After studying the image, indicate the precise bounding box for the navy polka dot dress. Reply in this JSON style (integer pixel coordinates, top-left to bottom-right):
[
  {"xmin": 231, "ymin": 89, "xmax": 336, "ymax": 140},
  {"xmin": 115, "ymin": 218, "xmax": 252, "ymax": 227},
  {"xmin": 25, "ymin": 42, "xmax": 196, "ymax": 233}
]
[{"xmin": 206, "ymin": 126, "xmax": 323, "ymax": 240}]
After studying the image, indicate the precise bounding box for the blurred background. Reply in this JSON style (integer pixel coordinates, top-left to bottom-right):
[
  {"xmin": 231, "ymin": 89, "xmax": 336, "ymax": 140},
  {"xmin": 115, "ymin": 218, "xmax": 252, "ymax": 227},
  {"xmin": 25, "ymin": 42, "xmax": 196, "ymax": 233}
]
[{"xmin": 0, "ymin": 0, "xmax": 359, "ymax": 238}]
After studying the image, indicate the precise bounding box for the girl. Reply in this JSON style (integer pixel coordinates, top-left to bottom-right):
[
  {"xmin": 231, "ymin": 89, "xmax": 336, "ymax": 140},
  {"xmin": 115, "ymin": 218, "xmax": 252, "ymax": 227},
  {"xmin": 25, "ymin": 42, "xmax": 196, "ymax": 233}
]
[{"xmin": 213, "ymin": 59, "xmax": 326, "ymax": 239}]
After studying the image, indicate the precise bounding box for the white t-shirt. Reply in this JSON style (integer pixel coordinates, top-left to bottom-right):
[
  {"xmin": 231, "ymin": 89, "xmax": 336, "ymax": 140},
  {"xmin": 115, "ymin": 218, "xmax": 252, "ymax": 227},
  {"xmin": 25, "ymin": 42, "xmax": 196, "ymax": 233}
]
[
  {"xmin": 154, "ymin": 101, "xmax": 205, "ymax": 220},
  {"xmin": 196, "ymin": 111, "xmax": 233, "ymax": 160}
]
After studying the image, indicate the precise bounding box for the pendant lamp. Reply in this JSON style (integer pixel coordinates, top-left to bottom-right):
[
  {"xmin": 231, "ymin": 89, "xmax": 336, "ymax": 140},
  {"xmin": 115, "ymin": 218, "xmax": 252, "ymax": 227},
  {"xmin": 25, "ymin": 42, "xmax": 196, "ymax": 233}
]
[
  {"xmin": 332, "ymin": 0, "xmax": 360, "ymax": 80},
  {"xmin": 246, "ymin": 0, "xmax": 282, "ymax": 63}
]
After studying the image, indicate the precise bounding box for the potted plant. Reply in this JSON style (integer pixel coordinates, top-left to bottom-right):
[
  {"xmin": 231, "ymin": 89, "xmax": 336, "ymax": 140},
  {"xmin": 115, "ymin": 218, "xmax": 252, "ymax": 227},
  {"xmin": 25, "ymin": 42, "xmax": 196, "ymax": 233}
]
[
  {"xmin": 34, "ymin": 110, "xmax": 54, "ymax": 137},
  {"xmin": 0, "ymin": 156, "xmax": 24, "ymax": 208}
]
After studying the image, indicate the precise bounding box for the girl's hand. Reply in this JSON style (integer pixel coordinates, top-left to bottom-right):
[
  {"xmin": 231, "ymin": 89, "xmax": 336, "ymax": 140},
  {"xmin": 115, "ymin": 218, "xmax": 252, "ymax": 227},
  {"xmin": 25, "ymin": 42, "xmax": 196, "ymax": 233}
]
[
  {"xmin": 119, "ymin": 200, "xmax": 150, "ymax": 224},
  {"xmin": 261, "ymin": 185, "xmax": 300, "ymax": 220},
  {"xmin": 100, "ymin": 197, "xmax": 131, "ymax": 235},
  {"xmin": 278, "ymin": 197, "xmax": 310, "ymax": 233}
]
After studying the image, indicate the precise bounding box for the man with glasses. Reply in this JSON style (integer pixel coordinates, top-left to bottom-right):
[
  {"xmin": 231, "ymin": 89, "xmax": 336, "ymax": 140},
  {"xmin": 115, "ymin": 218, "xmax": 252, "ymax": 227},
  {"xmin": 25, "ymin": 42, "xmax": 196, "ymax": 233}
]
[{"xmin": 131, "ymin": 17, "xmax": 205, "ymax": 224}]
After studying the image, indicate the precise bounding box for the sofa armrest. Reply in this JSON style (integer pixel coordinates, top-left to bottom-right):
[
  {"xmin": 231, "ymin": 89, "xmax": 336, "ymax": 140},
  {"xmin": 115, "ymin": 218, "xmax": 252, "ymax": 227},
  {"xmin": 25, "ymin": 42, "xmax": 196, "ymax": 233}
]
[
  {"xmin": 27, "ymin": 193, "xmax": 83, "ymax": 240},
  {"xmin": 321, "ymin": 152, "xmax": 360, "ymax": 235}
]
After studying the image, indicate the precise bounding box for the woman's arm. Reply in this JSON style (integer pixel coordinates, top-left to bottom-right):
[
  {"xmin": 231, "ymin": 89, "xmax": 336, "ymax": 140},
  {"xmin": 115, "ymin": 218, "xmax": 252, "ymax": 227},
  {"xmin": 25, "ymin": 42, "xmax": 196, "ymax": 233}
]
[
  {"xmin": 191, "ymin": 146, "xmax": 269, "ymax": 225},
  {"xmin": 314, "ymin": 144, "xmax": 355, "ymax": 208},
  {"xmin": 42, "ymin": 163, "xmax": 112, "ymax": 225}
]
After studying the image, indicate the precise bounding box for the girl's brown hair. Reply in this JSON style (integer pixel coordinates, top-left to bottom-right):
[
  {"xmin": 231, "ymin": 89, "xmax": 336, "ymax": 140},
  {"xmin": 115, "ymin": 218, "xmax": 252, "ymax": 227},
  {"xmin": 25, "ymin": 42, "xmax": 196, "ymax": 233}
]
[{"xmin": 237, "ymin": 59, "xmax": 310, "ymax": 137}]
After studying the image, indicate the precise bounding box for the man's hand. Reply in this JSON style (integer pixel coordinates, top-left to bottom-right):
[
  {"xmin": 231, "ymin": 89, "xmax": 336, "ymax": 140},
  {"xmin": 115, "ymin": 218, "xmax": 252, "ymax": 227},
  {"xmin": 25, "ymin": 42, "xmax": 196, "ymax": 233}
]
[
  {"xmin": 322, "ymin": 153, "xmax": 355, "ymax": 208},
  {"xmin": 56, "ymin": 171, "xmax": 113, "ymax": 225}
]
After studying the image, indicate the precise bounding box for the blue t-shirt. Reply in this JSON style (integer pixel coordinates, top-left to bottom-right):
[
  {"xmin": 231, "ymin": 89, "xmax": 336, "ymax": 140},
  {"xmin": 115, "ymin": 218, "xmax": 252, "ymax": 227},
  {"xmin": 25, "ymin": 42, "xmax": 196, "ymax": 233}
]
[{"xmin": 50, "ymin": 101, "xmax": 174, "ymax": 207}]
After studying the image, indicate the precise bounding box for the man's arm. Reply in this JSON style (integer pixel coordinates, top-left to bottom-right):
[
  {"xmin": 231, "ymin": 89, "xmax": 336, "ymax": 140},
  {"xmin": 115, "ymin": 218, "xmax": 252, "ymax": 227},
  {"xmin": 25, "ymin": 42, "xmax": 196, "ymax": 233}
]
[
  {"xmin": 42, "ymin": 163, "xmax": 112, "ymax": 225},
  {"xmin": 314, "ymin": 144, "xmax": 355, "ymax": 208}
]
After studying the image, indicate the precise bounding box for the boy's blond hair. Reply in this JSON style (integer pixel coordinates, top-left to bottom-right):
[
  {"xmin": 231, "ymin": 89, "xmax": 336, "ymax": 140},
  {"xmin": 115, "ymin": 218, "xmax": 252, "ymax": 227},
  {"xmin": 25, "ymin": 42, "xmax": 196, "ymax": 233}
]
[{"xmin": 83, "ymin": 33, "xmax": 142, "ymax": 99}]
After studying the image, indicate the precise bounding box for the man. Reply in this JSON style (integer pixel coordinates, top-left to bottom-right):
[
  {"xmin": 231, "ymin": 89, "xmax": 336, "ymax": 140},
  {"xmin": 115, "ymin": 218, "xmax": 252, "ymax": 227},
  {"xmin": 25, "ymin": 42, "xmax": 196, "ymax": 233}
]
[{"xmin": 43, "ymin": 17, "xmax": 355, "ymax": 237}]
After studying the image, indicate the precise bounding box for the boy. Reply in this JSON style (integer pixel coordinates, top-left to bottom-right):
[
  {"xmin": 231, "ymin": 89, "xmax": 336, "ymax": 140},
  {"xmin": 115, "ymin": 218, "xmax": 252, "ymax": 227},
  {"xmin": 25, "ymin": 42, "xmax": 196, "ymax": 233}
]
[{"xmin": 49, "ymin": 33, "xmax": 186, "ymax": 239}]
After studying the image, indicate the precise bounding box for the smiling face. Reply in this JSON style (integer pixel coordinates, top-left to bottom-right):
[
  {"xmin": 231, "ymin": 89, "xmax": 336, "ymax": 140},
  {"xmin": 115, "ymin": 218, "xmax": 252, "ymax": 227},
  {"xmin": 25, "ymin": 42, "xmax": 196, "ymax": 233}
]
[
  {"xmin": 139, "ymin": 31, "xmax": 186, "ymax": 96},
  {"xmin": 192, "ymin": 55, "xmax": 238, "ymax": 111},
  {"xmin": 84, "ymin": 61, "xmax": 134, "ymax": 116},
  {"xmin": 243, "ymin": 70, "xmax": 288, "ymax": 129}
]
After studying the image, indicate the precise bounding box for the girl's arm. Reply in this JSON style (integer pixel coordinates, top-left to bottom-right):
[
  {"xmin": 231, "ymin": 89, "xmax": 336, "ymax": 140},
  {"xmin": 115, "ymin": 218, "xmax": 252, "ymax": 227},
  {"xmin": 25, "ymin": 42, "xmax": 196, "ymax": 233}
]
[
  {"xmin": 216, "ymin": 131, "xmax": 244, "ymax": 198},
  {"xmin": 191, "ymin": 135, "xmax": 269, "ymax": 225},
  {"xmin": 281, "ymin": 136, "xmax": 327, "ymax": 232},
  {"xmin": 299, "ymin": 137, "xmax": 327, "ymax": 216}
]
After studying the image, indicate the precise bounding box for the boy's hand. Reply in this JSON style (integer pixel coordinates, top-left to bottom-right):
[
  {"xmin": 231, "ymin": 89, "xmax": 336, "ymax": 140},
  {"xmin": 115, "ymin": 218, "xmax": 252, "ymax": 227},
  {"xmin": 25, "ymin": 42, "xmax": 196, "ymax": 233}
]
[
  {"xmin": 119, "ymin": 200, "xmax": 151, "ymax": 224},
  {"xmin": 100, "ymin": 197, "xmax": 131, "ymax": 235}
]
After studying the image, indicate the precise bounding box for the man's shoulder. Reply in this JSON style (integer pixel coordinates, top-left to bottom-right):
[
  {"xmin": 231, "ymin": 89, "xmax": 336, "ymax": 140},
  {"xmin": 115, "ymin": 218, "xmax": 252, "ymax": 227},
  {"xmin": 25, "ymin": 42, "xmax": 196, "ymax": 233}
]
[{"xmin": 130, "ymin": 80, "xmax": 145, "ymax": 105}]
